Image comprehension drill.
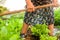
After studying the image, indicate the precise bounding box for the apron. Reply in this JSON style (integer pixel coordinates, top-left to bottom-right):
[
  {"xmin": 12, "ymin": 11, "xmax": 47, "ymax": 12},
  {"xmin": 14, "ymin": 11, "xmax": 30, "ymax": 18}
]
[{"xmin": 24, "ymin": 0, "xmax": 54, "ymax": 26}]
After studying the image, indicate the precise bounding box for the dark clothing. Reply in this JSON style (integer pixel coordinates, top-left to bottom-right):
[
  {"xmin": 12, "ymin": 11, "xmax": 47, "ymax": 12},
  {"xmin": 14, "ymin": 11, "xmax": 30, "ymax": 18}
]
[
  {"xmin": 31, "ymin": 0, "xmax": 52, "ymax": 6},
  {"xmin": 24, "ymin": 0, "xmax": 54, "ymax": 26}
]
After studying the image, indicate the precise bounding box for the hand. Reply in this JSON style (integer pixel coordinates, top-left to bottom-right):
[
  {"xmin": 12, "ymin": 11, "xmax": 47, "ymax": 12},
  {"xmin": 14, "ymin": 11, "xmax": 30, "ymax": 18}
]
[
  {"xmin": 52, "ymin": 3, "xmax": 60, "ymax": 7},
  {"xmin": 27, "ymin": 3, "xmax": 35, "ymax": 12}
]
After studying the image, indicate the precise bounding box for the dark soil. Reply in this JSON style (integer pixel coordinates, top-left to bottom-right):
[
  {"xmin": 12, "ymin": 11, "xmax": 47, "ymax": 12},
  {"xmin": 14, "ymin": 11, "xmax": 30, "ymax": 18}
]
[
  {"xmin": 25, "ymin": 28, "xmax": 40, "ymax": 40},
  {"xmin": 25, "ymin": 35, "xmax": 40, "ymax": 40}
]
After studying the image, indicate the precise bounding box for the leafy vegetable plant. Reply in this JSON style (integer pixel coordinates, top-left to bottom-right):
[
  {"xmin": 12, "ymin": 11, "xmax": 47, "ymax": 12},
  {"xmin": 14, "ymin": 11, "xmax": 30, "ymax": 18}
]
[{"xmin": 31, "ymin": 24, "xmax": 57, "ymax": 40}]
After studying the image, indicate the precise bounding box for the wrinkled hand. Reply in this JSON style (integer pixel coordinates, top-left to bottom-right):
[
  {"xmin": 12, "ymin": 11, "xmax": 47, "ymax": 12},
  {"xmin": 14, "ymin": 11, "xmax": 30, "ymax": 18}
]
[
  {"xmin": 27, "ymin": 4, "xmax": 35, "ymax": 12},
  {"xmin": 52, "ymin": 3, "xmax": 60, "ymax": 7}
]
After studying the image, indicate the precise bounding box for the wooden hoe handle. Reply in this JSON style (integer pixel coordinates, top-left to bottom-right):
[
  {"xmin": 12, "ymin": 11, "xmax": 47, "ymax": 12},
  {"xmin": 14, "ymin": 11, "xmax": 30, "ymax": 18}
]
[{"xmin": 0, "ymin": 4, "xmax": 56, "ymax": 16}]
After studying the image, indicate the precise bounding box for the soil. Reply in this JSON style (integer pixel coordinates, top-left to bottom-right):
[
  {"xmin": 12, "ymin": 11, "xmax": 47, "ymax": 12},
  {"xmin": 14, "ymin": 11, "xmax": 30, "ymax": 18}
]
[
  {"xmin": 25, "ymin": 28, "xmax": 40, "ymax": 40},
  {"xmin": 25, "ymin": 35, "xmax": 40, "ymax": 40}
]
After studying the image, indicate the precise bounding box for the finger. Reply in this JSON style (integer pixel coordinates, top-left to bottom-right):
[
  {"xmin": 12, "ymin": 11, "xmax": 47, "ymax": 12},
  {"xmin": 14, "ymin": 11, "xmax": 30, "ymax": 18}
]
[
  {"xmin": 27, "ymin": 9, "xmax": 32, "ymax": 12},
  {"xmin": 26, "ymin": 8, "xmax": 30, "ymax": 12},
  {"xmin": 29, "ymin": 8, "xmax": 33, "ymax": 12},
  {"xmin": 29, "ymin": 8, "xmax": 34, "ymax": 12},
  {"xmin": 33, "ymin": 8, "xmax": 35, "ymax": 12},
  {"xmin": 27, "ymin": 8, "xmax": 34, "ymax": 12}
]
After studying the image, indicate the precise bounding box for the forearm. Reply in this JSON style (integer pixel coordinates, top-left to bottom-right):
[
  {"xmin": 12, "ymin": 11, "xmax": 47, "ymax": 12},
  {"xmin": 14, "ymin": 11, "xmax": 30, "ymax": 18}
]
[{"xmin": 25, "ymin": 0, "xmax": 33, "ymax": 5}]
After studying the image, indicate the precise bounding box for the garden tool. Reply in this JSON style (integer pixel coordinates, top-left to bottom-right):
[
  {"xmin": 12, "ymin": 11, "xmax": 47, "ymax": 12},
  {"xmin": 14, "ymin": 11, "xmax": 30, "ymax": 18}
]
[{"xmin": 0, "ymin": 3, "xmax": 60, "ymax": 16}]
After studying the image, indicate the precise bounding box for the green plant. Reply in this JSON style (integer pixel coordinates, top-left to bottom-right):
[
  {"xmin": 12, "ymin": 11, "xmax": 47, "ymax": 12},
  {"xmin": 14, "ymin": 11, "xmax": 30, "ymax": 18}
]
[
  {"xmin": 54, "ymin": 7, "xmax": 60, "ymax": 26},
  {"xmin": 31, "ymin": 24, "xmax": 57, "ymax": 40},
  {"xmin": 0, "ymin": 6, "xmax": 8, "ymax": 13},
  {"xmin": 0, "ymin": 14, "xmax": 24, "ymax": 40}
]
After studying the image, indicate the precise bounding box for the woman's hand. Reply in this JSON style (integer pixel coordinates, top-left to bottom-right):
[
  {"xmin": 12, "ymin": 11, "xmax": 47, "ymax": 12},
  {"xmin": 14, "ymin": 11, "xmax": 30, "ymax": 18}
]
[
  {"xmin": 52, "ymin": 0, "xmax": 60, "ymax": 7},
  {"xmin": 52, "ymin": 3, "xmax": 60, "ymax": 7},
  {"xmin": 27, "ymin": 3, "xmax": 35, "ymax": 12}
]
